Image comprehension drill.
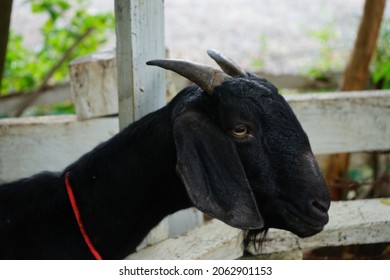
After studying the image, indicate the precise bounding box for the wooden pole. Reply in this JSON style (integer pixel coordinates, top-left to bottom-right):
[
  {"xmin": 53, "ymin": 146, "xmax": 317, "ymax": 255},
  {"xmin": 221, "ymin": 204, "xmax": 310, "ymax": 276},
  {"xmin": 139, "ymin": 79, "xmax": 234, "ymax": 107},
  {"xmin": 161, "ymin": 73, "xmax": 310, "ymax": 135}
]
[
  {"xmin": 325, "ymin": 0, "xmax": 386, "ymax": 200},
  {"xmin": 114, "ymin": 0, "xmax": 166, "ymax": 130},
  {"xmin": 341, "ymin": 0, "xmax": 386, "ymax": 91},
  {"xmin": 0, "ymin": 0, "xmax": 13, "ymax": 92}
]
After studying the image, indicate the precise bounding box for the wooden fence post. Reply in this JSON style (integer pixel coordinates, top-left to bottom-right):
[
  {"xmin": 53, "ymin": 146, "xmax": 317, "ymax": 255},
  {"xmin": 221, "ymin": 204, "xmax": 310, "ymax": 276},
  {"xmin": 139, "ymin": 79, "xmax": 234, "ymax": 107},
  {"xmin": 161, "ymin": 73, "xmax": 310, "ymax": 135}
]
[
  {"xmin": 113, "ymin": 0, "xmax": 204, "ymax": 251},
  {"xmin": 114, "ymin": 0, "xmax": 166, "ymax": 130}
]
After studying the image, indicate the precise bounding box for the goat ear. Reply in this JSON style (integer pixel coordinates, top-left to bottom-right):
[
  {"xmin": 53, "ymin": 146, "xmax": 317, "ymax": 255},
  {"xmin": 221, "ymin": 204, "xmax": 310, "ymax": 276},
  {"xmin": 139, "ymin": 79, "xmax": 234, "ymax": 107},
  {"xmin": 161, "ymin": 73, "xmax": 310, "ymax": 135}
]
[{"xmin": 173, "ymin": 110, "xmax": 264, "ymax": 229}]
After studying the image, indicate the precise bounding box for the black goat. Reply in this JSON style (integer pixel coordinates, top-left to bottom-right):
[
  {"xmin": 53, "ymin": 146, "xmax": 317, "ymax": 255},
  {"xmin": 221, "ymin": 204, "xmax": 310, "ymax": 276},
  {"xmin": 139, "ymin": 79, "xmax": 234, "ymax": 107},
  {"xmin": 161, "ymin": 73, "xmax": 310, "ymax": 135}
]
[{"xmin": 0, "ymin": 50, "xmax": 330, "ymax": 259}]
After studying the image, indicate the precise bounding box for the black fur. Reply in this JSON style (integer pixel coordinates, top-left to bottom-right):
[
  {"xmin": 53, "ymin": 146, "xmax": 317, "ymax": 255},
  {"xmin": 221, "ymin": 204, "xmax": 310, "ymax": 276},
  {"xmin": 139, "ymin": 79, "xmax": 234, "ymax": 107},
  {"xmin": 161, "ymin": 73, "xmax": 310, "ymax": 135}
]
[{"xmin": 0, "ymin": 73, "xmax": 330, "ymax": 259}]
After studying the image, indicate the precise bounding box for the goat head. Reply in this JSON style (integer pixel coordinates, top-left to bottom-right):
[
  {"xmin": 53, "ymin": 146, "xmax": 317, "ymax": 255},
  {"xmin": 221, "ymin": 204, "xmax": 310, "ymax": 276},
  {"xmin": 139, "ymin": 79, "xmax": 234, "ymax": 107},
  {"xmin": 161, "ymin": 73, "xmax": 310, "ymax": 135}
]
[{"xmin": 148, "ymin": 50, "xmax": 330, "ymax": 239}]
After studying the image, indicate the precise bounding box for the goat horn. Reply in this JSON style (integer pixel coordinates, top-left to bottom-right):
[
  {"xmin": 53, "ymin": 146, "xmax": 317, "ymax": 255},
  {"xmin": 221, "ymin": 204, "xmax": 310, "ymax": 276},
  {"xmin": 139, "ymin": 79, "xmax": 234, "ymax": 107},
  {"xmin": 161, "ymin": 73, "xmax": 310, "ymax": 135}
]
[
  {"xmin": 146, "ymin": 59, "xmax": 231, "ymax": 95},
  {"xmin": 207, "ymin": 49, "xmax": 246, "ymax": 77}
]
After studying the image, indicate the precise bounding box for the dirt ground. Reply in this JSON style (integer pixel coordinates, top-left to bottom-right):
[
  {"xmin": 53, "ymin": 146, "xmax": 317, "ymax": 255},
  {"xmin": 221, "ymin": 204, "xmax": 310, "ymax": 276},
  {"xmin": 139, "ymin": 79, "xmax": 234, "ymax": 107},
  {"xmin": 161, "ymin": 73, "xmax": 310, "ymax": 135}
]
[{"xmin": 11, "ymin": 0, "xmax": 390, "ymax": 75}]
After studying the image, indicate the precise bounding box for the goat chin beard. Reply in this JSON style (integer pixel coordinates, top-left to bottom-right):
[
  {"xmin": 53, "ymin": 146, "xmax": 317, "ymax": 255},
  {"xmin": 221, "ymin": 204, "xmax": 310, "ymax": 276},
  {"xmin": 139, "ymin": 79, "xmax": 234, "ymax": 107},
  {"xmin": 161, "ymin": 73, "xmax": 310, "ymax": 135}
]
[
  {"xmin": 242, "ymin": 228, "xmax": 269, "ymax": 253},
  {"xmin": 242, "ymin": 220, "xmax": 325, "ymax": 254}
]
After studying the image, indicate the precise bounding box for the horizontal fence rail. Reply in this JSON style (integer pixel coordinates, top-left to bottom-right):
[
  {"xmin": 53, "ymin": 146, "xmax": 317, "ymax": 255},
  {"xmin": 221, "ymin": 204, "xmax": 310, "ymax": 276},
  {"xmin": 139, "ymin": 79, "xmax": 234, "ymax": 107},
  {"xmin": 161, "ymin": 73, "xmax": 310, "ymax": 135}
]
[{"xmin": 286, "ymin": 91, "xmax": 390, "ymax": 154}]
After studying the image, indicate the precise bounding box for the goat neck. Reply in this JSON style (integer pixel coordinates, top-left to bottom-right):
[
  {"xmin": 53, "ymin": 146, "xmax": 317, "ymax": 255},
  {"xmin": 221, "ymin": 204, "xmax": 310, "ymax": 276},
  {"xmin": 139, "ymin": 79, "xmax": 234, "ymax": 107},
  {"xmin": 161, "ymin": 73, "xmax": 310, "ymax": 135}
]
[{"xmin": 63, "ymin": 105, "xmax": 192, "ymax": 259}]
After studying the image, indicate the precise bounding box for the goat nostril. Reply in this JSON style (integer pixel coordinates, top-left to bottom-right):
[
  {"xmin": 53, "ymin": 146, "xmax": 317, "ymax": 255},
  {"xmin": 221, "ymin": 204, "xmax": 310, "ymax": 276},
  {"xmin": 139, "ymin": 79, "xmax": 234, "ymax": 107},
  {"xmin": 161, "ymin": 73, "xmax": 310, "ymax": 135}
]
[{"xmin": 312, "ymin": 200, "xmax": 328, "ymax": 214}]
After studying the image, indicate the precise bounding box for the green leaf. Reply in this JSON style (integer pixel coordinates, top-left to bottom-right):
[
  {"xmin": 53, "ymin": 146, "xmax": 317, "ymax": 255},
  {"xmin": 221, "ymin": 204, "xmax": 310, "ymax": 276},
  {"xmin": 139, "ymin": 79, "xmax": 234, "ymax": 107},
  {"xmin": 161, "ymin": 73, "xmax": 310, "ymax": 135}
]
[
  {"xmin": 2, "ymin": 0, "xmax": 114, "ymax": 105},
  {"xmin": 372, "ymin": 19, "xmax": 390, "ymax": 89}
]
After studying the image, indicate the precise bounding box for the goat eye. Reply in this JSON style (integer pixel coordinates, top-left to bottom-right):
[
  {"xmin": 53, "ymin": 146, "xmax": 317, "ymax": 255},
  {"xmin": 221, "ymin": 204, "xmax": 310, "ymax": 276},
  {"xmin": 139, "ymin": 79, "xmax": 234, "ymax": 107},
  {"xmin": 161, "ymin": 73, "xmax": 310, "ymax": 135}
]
[{"xmin": 231, "ymin": 125, "xmax": 248, "ymax": 137}]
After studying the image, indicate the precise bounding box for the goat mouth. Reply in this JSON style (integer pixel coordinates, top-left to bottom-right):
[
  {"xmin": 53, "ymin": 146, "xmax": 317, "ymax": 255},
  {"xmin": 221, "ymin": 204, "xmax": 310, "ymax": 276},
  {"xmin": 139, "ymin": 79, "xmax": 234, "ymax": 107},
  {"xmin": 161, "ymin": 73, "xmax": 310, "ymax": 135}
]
[
  {"xmin": 287, "ymin": 210, "xmax": 327, "ymax": 237},
  {"xmin": 287, "ymin": 211, "xmax": 325, "ymax": 237},
  {"xmin": 277, "ymin": 203, "xmax": 328, "ymax": 238}
]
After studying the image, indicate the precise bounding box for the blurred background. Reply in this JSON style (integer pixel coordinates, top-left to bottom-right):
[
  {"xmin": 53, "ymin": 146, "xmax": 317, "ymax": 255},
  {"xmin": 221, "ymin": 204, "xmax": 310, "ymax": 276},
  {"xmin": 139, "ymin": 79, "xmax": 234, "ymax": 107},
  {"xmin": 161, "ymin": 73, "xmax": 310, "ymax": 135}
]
[{"xmin": 8, "ymin": 0, "xmax": 390, "ymax": 74}]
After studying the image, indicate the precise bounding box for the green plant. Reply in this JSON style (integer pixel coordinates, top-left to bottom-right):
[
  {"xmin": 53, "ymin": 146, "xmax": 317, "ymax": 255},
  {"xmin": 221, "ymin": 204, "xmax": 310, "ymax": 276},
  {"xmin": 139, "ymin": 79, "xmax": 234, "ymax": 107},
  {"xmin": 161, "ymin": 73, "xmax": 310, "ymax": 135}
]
[
  {"xmin": 1, "ymin": 0, "xmax": 114, "ymax": 94},
  {"xmin": 251, "ymin": 34, "xmax": 267, "ymax": 70},
  {"xmin": 372, "ymin": 19, "xmax": 390, "ymax": 89},
  {"xmin": 306, "ymin": 23, "xmax": 342, "ymax": 80},
  {"xmin": 29, "ymin": 100, "xmax": 76, "ymax": 116}
]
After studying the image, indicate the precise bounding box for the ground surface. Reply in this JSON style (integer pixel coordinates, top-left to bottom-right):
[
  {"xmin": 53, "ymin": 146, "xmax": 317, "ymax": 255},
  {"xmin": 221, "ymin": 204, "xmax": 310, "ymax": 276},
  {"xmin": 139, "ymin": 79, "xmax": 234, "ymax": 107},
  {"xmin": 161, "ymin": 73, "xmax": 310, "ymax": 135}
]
[{"xmin": 10, "ymin": 0, "xmax": 390, "ymax": 74}]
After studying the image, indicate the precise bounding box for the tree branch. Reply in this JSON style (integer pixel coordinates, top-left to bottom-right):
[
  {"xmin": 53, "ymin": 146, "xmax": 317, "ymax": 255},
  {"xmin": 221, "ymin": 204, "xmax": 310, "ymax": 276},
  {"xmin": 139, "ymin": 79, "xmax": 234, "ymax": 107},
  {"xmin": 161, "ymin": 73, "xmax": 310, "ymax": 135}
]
[
  {"xmin": 341, "ymin": 0, "xmax": 386, "ymax": 91},
  {"xmin": 325, "ymin": 0, "xmax": 387, "ymax": 200},
  {"xmin": 13, "ymin": 27, "xmax": 94, "ymax": 117}
]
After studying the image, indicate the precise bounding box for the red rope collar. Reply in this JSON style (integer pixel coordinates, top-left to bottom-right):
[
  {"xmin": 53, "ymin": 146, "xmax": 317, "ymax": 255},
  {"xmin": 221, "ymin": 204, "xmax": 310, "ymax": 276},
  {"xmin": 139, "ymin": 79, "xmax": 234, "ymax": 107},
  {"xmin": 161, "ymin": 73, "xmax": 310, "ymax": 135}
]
[{"xmin": 65, "ymin": 172, "xmax": 102, "ymax": 260}]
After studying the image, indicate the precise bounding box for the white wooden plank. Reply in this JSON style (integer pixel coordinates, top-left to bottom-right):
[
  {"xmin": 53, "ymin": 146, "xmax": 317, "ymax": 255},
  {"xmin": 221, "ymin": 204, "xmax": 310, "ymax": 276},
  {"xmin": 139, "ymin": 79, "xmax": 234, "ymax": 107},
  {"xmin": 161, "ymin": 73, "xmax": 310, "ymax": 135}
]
[
  {"xmin": 286, "ymin": 91, "xmax": 390, "ymax": 154},
  {"xmin": 126, "ymin": 218, "xmax": 243, "ymax": 260},
  {"xmin": 167, "ymin": 208, "xmax": 204, "ymax": 237},
  {"xmin": 127, "ymin": 198, "xmax": 390, "ymax": 259},
  {"xmin": 69, "ymin": 51, "xmax": 118, "ymax": 120},
  {"xmin": 114, "ymin": 0, "xmax": 166, "ymax": 129},
  {"xmin": 0, "ymin": 115, "xmax": 118, "ymax": 182},
  {"xmin": 301, "ymin": 198, "xmax": 390, "ymax": 249},
  {"xmin": 135, "ymin": 208, "xmax": 203, "ymax": 251},
  {"xmin": 136, "ymin": 216, "xmax": 169, "ymax": 251},
  {"xmin": 249, "ymin": 198, "xmax": 390, "ymax": 255}
]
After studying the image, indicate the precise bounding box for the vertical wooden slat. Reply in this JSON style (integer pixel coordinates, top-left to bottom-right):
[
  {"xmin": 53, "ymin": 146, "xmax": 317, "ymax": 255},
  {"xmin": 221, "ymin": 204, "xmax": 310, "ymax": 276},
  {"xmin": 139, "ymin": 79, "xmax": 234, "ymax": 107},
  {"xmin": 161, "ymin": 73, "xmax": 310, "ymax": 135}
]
[
  {"xmin": 114, "ymin": 0, "xmax": 166, "ymax": 130},
  {"xmin": 114, "ymin": 0, "xmax": 204, "ymax": 251}
]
